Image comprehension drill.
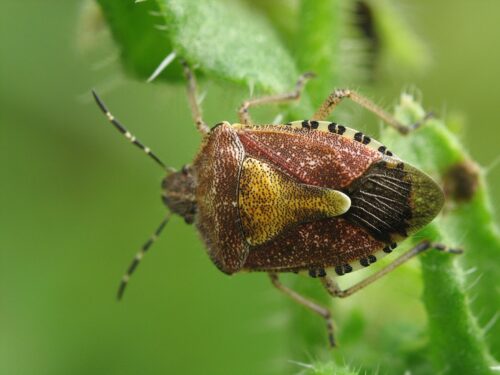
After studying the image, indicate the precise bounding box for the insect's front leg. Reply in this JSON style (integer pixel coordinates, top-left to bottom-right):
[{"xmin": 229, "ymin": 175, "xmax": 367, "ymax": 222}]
[
  {"xmin": 268, "ymin": 272, "xmax": 336, "ymax": 347},
  {"xmin": 320, "ymin": 241, "xmax": 462, "ymax": 298},
  {"xmin": 312, "ymin": 89, "xmax": 433, "ymax": 135},
  {"xmin": 238, "ymin": 72, "xmax": 315, "ymax": 126},
  {"xmin": 182, "ymin": 62, "xmax": 210, "ymax": 135}
]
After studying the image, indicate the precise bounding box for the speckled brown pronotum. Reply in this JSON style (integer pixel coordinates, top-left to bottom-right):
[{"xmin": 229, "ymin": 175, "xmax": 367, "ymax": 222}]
[{"xmin": 92, "ymin": 64, "xmax": 461, "ymax": 347}]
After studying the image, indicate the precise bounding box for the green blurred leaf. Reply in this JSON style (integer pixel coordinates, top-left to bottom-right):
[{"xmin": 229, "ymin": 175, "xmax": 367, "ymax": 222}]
[
  {"xmin": 295, "ymin": 0, "xmax": 342, "ymax": 105},
  {"xmin": 370, "ymin": 0, "xmax": 431, "ymax": 73}
]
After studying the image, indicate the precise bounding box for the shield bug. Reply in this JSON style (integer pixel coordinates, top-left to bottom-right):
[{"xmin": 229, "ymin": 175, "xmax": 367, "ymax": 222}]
[{"xmin": 93, "ymin": 63, "xmax": 461, "ymax": 347}]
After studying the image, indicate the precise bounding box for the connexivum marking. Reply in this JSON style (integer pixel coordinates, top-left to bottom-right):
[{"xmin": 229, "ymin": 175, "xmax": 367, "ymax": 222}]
[{"xmin": 93, "ymin": 63, "xmax": 461, "ymax": 347}]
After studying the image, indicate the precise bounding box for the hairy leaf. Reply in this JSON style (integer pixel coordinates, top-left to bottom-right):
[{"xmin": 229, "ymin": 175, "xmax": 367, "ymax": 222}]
[{"xmin": 96, "ymin": 0, "xmax": 302, "ymax": 93}]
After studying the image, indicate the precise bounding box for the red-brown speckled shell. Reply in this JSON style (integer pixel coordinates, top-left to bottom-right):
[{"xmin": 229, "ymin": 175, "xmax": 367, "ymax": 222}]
[
  {"xmin": 244, "ymin": 219, "xmax": 383, "ymax": 272},
  {"xmin": 192, "ymin": 122, "xmax": 387, "ymax": 274},
  {"xmin": 192, "ymin": 123, "xmax": 248, "ymax": 273},
  {"xmin": 237, "ymin": 125, "xmax": 382, "ymax": 189}
]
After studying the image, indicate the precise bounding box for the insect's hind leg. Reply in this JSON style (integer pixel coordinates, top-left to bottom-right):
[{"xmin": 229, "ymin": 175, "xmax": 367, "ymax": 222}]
[
  {"xmin": 312, "ymin": 89, "xmax": 433, "ymax": 135},
  {"xmin": 238, "ymin": 72, "xmax": 315, "ymax": 126},
  {"xmin": 320, "ymin": 241, "xmax": 462, "ymax": 298},
  {"xmin": 182, "ymin": 62, "xmax": 210, "ymax": 135},
  {"xmin": 268, "ymin": 272, "xmax": 336, "ymax": 347}
]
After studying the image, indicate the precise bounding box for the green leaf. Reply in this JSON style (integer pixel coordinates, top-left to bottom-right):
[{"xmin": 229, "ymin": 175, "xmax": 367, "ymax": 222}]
[
  {"xmin": 96, "ymin": 0, "xmax": 303, "ymax": 93},
  {"xmin": 95, "ymin": 0, "xmax": 182, "ymax": 80}
]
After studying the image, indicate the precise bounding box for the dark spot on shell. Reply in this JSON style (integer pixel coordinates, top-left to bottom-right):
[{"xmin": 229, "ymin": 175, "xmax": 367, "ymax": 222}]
[
  {"xmin": 335, "ymin": 265, "xmax": 344, "ymax": 275},
  {"xmin": 328, "ymin": 122, "xmax": 337, "ymax": 133}
]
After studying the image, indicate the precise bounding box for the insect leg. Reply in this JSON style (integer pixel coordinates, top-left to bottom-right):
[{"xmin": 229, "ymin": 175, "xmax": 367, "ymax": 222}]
[
  {"xmin": 268, "ymin": 272, "xmax": 336, "ymax": 347},
  {"xmin": 117, "ymin": 215, "xmax": 171, "ymax": 300},
  {"xmin": 320, "ymin": 241, "xmax": 462, "ymax": 298},
  {"xmin": 92, "ymin": 91, "xmax": 167, "ymax": 169},
  {"xmin": 238, "ymin": 72, "xmax": 315, "ymax": 125},
  {"xmin": 182, "ymin": 62, "xmax": 210, "ymax": 135},
  {"xmin": 312, "ymin": 89, "xmax": 433, "ymax": 135}
]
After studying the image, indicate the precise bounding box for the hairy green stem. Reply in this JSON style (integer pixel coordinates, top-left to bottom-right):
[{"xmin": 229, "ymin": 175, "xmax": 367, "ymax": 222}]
[
  {"xmin": 383, "ymin": 96, "xmax": 497, "ymax": 374},
  {"xmin": 420, "ymin": 225, "xmax": 493, "ymax": 374}
]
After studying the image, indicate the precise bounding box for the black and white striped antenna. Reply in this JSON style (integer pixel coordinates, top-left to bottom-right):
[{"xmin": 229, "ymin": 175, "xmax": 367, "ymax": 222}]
[
  {"xmin": 92, "ymin": 91, "xmax": 173, "ymax": 300},
  {"xmin": 92, "ymin": 90, "xmax": 167, "ymax": 169}
]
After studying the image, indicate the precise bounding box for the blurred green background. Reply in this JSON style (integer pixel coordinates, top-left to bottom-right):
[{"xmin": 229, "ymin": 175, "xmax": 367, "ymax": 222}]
[{"xmin": 1, "ymin": 1, "xmax": 499, "ymax": 374}]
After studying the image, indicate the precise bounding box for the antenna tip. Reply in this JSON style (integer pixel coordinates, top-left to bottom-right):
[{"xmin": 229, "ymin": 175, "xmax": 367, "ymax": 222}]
[
  {"xmin": 117, "ymin": 281, "xmax": 127, "ymax": 301},
  {"xmin": 91, "ymin": 90, "xmax": 108, "ymax": 114}
]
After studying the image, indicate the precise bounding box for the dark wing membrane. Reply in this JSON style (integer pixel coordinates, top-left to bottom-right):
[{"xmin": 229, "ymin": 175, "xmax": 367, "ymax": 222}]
[
  {"xmin": 343, "ymin": 159, "xmax": 444, "ymax": 243},
  {"xmin": 344, "ymin": 160, "xmax": 412, "ymax": 243}
]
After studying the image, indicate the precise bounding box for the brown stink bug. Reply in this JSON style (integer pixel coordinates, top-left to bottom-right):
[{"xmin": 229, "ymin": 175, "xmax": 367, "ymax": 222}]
[{"xmin": 92, "ymin": 63, "xmax": 461, "ymax": 347}]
